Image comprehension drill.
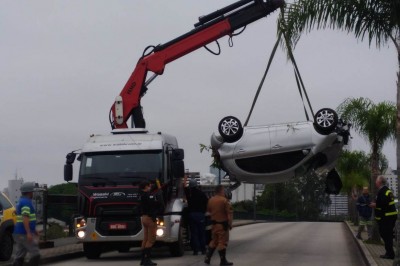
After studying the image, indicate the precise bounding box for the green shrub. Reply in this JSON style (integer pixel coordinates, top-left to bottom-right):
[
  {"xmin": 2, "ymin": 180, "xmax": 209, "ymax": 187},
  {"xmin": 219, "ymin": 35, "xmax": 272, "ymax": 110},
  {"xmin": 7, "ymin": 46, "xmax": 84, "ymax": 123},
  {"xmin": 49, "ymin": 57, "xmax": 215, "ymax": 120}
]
[{"xmin": 45, "ymin": 223, "xmax": 66, "ymax": 240}]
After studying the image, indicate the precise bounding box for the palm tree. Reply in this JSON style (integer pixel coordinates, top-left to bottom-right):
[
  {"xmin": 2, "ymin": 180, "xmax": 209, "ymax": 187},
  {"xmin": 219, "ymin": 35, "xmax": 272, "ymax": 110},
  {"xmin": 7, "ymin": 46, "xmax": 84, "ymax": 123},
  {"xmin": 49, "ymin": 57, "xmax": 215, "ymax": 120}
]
[
  {"xmin": 277, "ymin": 0, "xmax": 400, "ymax": 218},
  {"xmin": 337, "ymin": 97, "xmax": 396, "ymax": 195},
  {"xmin": 336, "ymin": 150, "xmax": 371, "ymax": 224},
  {"xmin": 337, "ymin": 97, "xmax": 395, "ymax": 242}
]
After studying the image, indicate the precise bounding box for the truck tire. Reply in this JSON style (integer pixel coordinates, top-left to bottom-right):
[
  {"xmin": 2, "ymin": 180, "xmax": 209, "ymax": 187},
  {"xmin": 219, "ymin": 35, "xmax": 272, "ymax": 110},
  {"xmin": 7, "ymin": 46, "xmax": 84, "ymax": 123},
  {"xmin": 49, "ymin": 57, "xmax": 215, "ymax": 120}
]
[
  {"xmin": 169, "ymin": 225, "xmax": 185, "ymax": 257},
  {"xmin": 83, "ymin": 242, "xmax": 102, "ymax": 259},
  {"xmin": 0, "ymin": 231, "xmax": 13, "ymax": 261}
]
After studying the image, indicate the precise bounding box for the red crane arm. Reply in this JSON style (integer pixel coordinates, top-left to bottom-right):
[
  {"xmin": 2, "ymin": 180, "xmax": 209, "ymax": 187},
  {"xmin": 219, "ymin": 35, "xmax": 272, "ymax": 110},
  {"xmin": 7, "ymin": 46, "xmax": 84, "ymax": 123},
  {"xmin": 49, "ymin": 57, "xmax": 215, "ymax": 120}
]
[{"xmin": 111, "ymin": 0, "xmax": 284, "ymax": 129}]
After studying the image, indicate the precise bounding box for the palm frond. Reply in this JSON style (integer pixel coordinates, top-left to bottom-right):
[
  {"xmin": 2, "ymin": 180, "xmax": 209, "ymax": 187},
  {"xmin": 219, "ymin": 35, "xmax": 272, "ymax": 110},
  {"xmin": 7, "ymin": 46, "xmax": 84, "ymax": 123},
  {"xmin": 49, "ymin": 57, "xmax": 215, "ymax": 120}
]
[{"xmin": 279, "ymin": 0, "xmax": 398, "ymax": 48}]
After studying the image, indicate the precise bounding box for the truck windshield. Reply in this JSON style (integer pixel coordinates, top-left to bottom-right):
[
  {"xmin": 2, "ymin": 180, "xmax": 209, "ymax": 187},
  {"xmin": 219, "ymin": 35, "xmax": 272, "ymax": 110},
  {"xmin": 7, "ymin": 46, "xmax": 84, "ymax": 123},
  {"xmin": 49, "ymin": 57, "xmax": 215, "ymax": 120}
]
[{"xmin": 79, "ymin": 150, "xmax": 163, "ymax": 183}]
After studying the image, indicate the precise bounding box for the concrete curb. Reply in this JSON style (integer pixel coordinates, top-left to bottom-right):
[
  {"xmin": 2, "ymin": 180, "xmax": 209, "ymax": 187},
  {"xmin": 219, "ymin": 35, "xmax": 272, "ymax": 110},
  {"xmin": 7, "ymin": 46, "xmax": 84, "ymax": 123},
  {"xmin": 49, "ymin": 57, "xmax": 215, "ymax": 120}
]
[{"xmin": 344, "ymin": 221, "xmax": 378, "ymax": 266}]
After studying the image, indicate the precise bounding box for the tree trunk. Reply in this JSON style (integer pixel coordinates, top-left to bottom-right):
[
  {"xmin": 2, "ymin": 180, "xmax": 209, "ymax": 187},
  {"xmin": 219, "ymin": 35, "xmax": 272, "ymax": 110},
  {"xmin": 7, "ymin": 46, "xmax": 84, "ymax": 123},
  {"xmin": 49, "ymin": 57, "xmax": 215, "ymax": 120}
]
[
  {"xmin": 349, "ymin": 187, "xmax": 359, "ymax": 225},
  {"xmin": 370, "ymin": 143, "xmax": 381, "ymax": 241},
  {"xmin": 394, "ymin": 38, "xmax": 400, "ymax": 266}
]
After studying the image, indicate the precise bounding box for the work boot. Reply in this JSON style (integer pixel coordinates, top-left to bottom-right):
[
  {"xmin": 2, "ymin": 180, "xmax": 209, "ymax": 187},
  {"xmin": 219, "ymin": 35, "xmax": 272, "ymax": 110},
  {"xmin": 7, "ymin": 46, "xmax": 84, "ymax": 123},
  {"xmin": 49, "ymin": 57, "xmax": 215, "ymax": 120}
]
[
  {"xmin": 12, "ymin": 258, "xmax": 25, "ymax": 266},
  {"xmin": 142, "ymin": 248, "xmax": 157, "ymax": 266},
  {"xmin": 218, "ymin": 249, "xmax": 233, "ymax": 266},
  {"xmin": 140, "ymin": 249, "xmax": 145, "ymax": 265},
  {"xmin": 28, "ymin": 255, "xmax": 41, "ymax": 266},
  {"xmin": 356, "ymin": 233, "xmax": 362, "ymax": 240},
  {"xmin": 204, "ymin": 247, "xmax": 215, "ymax": 264}
]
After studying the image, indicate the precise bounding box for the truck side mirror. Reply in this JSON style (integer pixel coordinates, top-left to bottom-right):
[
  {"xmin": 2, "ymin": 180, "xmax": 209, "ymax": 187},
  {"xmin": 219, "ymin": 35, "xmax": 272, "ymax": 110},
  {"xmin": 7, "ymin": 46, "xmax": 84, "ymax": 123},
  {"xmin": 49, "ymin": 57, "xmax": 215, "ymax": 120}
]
[
  {"xmin": 171, "ymin": 149, "xmax": 184, "ymax": 161},
  {"xmin": 172, "ymin": 160, "xmax": 185, "ymax": 179},
  {"xmin": 66, "ymin": 152, "xmax": 77, "ymax": 164},
  {"xmin": 64, "ymin": 164, "xmax": 73, "ymax": 182}
]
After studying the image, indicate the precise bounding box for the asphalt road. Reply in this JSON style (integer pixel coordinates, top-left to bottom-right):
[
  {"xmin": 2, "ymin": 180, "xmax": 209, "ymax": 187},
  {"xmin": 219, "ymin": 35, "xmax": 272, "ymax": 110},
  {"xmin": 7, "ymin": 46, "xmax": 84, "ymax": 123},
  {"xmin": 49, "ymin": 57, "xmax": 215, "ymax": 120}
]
[{"xmin": 51, "ymin": 222, "xmax": 366, "ymax": 266}]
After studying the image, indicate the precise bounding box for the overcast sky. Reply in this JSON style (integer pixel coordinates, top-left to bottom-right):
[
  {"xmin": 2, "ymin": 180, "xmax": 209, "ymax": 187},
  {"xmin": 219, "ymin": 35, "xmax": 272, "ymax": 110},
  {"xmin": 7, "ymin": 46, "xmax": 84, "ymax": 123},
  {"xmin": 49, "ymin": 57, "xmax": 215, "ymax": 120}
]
[{"xmin": 0, "ymin": 1, "xmax": 397, "ymax": 190}]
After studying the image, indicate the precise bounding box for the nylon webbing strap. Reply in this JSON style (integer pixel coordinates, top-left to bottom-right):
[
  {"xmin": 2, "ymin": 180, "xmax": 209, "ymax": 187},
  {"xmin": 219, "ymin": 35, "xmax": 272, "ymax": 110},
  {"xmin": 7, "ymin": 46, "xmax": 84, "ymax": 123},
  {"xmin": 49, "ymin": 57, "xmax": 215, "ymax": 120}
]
[
  {"xmin": 282, "ymin": 31, "xmax": 315, "ymax": 118},
  {"xmin": 244, "ymin": 32, "xmax": 282, "ymax": 126},
  {"xmin": 294, "ymin": 68, "xmax": 309, "ymax": 121}
]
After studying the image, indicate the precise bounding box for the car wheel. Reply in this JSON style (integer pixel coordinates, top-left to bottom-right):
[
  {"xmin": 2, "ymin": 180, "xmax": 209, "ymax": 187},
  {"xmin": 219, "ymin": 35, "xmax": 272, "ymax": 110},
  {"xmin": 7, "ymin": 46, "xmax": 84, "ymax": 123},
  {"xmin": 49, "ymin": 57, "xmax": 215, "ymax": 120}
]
[
  {"xmin": 314, "ymin": 108, "xmax": 338, "ymax": 135},
  {"xmin": 218, "ymin": 116, "xmax": 243, "ymax": 143}
]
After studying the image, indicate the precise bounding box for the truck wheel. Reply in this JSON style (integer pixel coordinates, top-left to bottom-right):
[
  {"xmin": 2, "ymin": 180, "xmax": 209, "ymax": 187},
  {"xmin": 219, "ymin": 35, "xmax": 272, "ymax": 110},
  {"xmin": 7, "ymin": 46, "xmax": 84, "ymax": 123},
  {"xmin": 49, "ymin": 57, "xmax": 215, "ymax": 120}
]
[
  {"xmin": 0, "ymin": 231, "xmax": 13, "ymax": 261},
  {"xmin": 169, "ymin": 225, "xmax": 185, "ymax": 257},
  {"xmin": 83, "ymin": 242, "xmax": 102, "ymax": 259}
]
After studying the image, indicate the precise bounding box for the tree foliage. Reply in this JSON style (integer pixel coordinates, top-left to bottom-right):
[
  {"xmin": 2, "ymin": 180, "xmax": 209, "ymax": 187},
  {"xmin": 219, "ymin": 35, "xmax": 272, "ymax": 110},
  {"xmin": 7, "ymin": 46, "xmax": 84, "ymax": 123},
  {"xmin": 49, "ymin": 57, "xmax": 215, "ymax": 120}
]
[{"xmin": 48, "ymin": 183, "xmax": 78, "ymax": 195}]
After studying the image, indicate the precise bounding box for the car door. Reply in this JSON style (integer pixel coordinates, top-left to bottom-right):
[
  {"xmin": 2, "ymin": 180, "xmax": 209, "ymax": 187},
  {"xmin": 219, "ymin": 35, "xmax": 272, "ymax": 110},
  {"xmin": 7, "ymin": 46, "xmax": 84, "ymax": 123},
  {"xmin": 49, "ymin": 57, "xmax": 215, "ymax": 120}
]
[
  {"xmin": 267, "ymin": 122, "xmax": 314, "ymax": 171},
  {"xmin": 233, "ymin": 125, "xmax": 271, "ymax": 159},
  {"xmin": 269, "ymin": 122, "xmax": 313, "ymax": 153}
]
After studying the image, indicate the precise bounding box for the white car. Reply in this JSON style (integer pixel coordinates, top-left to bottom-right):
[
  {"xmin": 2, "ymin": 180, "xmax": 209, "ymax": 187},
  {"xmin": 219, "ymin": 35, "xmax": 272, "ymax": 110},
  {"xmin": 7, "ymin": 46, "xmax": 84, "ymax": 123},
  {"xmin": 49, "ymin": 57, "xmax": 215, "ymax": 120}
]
[{"xmin": 210, "ymin": 108, "xmax": 350, "ymax": 194}]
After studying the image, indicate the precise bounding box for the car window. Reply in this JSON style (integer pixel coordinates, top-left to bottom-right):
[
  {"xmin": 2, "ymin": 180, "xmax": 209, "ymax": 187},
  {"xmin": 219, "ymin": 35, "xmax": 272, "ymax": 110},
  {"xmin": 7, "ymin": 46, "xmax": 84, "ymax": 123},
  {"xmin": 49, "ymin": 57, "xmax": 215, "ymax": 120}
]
[
  {"xmin": 0, "ymin": 193, "xmax": 13, "ymax": 210},
  {"xmin": 235, "ymin": 150, "xmax": 309, "ymax": 173}
]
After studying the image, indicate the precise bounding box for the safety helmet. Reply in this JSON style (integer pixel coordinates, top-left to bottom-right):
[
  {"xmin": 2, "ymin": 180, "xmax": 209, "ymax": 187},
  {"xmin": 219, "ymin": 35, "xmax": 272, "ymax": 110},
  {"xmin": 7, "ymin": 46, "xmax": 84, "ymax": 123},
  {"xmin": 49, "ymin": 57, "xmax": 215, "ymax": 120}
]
[
  {"xmin": 20, "ymin": 182, "xmax": 36, "ymax": 193},
  {"xmin": 189, "ymin": 178, "xmax": 198, "ymax": 188}
]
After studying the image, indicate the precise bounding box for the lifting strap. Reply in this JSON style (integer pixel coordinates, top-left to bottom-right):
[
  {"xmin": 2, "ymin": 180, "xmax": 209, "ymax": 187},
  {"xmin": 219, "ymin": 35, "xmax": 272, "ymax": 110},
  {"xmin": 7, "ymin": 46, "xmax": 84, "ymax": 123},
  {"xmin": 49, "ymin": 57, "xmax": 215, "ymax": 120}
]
[{"xmin": 243, "ymin": 31, "xmax": 314, "ymax": 127}]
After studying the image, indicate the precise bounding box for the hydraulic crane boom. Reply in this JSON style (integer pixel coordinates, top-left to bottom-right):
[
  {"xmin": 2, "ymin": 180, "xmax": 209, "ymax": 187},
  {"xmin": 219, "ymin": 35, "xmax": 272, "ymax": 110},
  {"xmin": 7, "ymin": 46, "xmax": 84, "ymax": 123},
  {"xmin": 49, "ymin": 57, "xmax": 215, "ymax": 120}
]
[{"xmin": 111, "ymin": 0, "xmax": 284, "ymax": 129}]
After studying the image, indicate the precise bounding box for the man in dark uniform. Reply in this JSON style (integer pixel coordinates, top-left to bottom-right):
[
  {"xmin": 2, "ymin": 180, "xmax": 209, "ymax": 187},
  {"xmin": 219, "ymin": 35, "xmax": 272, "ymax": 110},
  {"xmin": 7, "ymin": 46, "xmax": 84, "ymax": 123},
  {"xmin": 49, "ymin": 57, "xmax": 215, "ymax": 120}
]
[
  {"xmin": 139, "ymin": 181, "xmax": 164, "ymax": 266},
  {"xmin": 204, "ymin": 185, "xmax": 233, "ymax": 266},
  {"xmin": 183, "ymin": 176, "xmax": 208, "ymax": 255},
  {"xmin": 370, "ymin": 175, "xmax": 398, "ymax": 259}
]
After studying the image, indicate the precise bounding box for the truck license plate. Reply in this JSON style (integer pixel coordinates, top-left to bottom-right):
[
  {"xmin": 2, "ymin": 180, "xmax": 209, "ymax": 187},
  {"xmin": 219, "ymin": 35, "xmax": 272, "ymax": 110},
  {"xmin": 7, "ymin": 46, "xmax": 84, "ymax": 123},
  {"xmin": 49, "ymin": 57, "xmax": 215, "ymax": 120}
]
[{"xmin": 109, "ymin": 223, "xmax": 127, "ymax": 230}]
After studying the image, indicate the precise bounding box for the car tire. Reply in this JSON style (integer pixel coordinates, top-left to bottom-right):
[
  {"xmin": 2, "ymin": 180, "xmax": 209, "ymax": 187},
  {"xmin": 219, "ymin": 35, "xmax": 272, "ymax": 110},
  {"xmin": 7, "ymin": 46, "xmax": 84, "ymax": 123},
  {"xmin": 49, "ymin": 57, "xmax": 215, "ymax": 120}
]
[
  {"xmin": 314, "ymin": 108, "xmax": 338, "ymax": 135},
  {"xmin": 218, "ymin": 116, "xmax": 243, "ymax": 143},
  {"xmin": 0, "ymin": 231, "xmax": 13, "ymax": 261}
]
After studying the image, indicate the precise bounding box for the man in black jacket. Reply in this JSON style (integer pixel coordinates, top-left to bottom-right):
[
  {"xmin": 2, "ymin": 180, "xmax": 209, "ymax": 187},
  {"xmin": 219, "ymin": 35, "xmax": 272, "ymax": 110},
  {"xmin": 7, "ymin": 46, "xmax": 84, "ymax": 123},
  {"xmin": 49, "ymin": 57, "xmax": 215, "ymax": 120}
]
[
  {"xmin": 184, "ymin": 176, "xmax": 209, "ymax": 255},
  {"xmin": 370, "ymin": 175, "xmax": 398, "ymax": 260}
]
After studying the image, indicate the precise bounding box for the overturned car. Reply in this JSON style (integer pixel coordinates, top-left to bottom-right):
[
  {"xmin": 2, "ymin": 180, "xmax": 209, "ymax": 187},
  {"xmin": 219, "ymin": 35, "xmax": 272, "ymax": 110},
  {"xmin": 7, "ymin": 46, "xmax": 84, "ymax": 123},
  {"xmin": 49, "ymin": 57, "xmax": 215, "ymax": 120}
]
[{"xmin": 210, "ymin": 108, "xmax": 350, "ymax": 194}]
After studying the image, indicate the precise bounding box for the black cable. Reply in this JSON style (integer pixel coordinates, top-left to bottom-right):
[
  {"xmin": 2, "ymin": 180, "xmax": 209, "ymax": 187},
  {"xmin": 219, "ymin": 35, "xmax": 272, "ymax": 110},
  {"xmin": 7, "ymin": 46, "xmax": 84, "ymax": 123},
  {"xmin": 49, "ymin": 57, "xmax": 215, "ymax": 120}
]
[
  {"xmin": 142, "ymin": 45, "xmax": 156, "ymax": 58},
  {"xmin": 204, "ymin": 40, "xmax": 221, "ymax": 55},
  {"xmin": 109, "ymin": 107, "xmax": 115, "ymax": 129}
]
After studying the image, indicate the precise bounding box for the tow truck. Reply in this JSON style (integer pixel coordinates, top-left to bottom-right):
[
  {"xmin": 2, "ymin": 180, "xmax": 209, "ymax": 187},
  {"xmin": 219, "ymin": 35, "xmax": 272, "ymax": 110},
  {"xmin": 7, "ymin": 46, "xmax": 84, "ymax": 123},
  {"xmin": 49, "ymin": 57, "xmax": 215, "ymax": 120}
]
[{"xmin": 64, "ymin": 0, "xmax": 284, "ymax": 259}]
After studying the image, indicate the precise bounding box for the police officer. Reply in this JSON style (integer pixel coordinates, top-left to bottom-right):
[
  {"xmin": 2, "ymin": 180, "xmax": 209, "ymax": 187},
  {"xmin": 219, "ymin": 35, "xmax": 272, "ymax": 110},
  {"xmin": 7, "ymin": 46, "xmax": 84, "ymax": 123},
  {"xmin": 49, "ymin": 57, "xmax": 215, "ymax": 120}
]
[
  {"xmin": 204, "ymin": 185, "xmax": 233, "ymax": 266},
  {"xmin": 183, "ymin": 176, "xmax": 208, "ymax": 255},
  {"xmin": 370, "ymin": 175, "xmax": 398, "ymax": 259},
  {"xmin": 13, "ymin": 182, "xmax": 40, "ymax": 266},
  {"xmin": 139, "ymin": 180, "xmax": 163, "ymax": 266}
]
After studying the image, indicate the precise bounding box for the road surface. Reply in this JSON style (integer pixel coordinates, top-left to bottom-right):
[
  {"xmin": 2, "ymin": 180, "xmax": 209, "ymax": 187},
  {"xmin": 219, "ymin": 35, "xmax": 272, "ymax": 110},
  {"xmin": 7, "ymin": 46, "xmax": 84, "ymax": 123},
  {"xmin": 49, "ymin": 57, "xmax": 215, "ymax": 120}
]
[{"xmin": 52, "ymin": 222, "xmax": 366, "ymax": 266}]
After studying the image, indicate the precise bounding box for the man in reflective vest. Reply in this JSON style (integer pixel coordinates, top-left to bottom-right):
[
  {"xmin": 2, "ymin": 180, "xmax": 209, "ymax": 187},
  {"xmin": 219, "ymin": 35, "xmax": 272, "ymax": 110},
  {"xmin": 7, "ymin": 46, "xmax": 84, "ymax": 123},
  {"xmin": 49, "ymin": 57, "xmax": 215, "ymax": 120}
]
[
  {"xmin": 12, "ymin": 182, "xmax": 40, "ymax": 266},
  {"xmin": 370, "ymin": 175, "xmax": 398, "ymax": 260}
]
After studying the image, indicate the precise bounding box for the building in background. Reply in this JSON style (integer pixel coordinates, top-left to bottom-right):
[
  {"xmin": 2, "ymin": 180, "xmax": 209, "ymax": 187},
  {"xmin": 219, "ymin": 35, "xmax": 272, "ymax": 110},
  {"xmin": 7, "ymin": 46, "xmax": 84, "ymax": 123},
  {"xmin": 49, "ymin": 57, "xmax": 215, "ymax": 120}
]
[
  {"xmin": 5, "ymin": 178, "xmax": 23, "ymax": 206},
  {"xmin": 383, "ymin": 167, "xmax": 398, "ymax": 197},
  {"xmin": 231, "ymin": 183, "xmax": 264, "ymax": 203}
]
